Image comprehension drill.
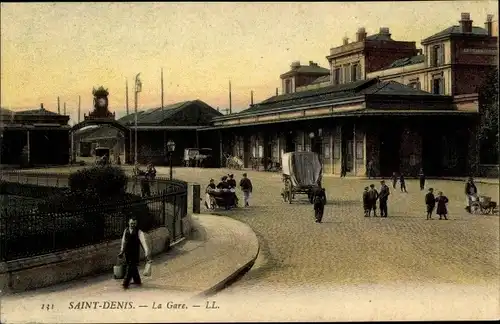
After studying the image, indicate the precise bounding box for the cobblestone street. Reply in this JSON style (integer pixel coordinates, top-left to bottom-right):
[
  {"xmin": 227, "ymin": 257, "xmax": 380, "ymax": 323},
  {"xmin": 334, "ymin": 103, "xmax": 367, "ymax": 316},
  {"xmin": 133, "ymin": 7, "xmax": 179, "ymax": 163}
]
[{"xmin": 168, "ymin": 168, "xmax": 499, "ymax": 292}]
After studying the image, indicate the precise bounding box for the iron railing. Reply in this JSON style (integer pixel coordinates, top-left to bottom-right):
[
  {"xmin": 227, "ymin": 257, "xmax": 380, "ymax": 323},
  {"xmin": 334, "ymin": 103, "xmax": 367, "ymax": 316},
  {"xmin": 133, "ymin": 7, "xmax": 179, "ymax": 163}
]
[{"xmin": 0, "ymin": 174, "xmax": 188, "ymax": 262}]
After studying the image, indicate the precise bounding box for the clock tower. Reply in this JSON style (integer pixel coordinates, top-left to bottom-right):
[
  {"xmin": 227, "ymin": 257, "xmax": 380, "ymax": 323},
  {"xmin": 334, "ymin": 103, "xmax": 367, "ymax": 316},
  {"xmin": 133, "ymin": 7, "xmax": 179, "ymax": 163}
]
[{"xmin": 85, "ymin": 86, "xmax": 115, "ymax": 120}]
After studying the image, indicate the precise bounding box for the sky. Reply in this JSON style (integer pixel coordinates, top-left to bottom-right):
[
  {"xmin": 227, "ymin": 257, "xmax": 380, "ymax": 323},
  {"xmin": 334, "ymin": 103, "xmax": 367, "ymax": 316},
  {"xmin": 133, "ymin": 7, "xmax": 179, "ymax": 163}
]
[{"xmin": 1, "ymin": 1, "xmax": 497, "ymax": 124}]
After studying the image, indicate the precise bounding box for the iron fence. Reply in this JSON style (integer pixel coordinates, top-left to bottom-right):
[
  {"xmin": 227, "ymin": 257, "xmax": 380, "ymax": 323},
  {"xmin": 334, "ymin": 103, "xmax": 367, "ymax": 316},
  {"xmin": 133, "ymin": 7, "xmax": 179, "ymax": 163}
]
[{"xmin": 0, "ymin": 178, "xmax": 187, "ymax": 262}]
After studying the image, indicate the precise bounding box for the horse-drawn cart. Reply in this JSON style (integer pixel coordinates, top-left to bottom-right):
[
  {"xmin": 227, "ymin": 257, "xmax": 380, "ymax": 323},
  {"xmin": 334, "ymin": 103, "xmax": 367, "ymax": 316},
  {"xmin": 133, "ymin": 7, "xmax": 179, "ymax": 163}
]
[
  {"xmin": 281, "ymin": 152, "xmax": 323, "ymax": 204},
  {"xmin": 470, "ymin": 195, "xmax": 498, "ymax": 215}
]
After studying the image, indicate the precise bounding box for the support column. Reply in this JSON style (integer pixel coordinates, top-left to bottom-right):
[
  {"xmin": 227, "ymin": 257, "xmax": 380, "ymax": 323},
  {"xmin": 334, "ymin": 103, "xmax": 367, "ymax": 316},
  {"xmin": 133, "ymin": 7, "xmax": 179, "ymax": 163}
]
[
  {"xmin": 219, "ymin": 131, "xmax": 223, "ymax": 168},
  {"xmin": 329, "ymin": 132, "xmax": 334, "ymax": 174},
  {"xmin": 353, "ymin": 123, "xmax": 357, "ymax": 175},
  {"xmin": 26, "ymin": 130, "xmax": 30, "ymax": 165},
  {"xmin": 70, "ymin": 131, "xmax": 74, "ymax": 164},
  {"xmin": 338, "ymin": 124, "xmax": 343, "ymax": 176},
  {"xmin": 129, "ymin": 129, "xmax": 133, "ymax": 164}
]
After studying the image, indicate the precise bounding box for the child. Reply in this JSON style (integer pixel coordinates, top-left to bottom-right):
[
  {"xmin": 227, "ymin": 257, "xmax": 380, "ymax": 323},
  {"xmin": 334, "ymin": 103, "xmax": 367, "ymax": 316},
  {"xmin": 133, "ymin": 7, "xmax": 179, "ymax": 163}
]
[
  {"xmin": 419, "ymin": 168, "xmax": 426, "ymax": 191},
  {"xmin": 425, "ymin": 188, "xmax": 435, "ymax": 220},
  {"xmin": 391, "ymin": 172, "xmax": 398, "ymax": 189},
  {"xmin": 313, "ymin": 187, "xmax": 327, "ymax": 223},
  {"xmin": 362, "ymin": 187, "xmax": 370, "ymax": 217},
  {"xmin": 435, "ymin": 191, "xmax": 449, "ymax": 220},
  {"xmin": 368, "ymin": 184, "xmax": 379, "ymax": 217},
  {"xmin": 399, "ymin": 173, "xmax": 407, "ymax": 193}
]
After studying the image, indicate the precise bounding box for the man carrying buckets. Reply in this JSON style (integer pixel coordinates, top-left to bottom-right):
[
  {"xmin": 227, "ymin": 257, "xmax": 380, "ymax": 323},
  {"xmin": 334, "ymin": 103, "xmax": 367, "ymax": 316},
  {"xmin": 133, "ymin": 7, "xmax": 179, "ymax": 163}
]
[{"xmin": 117, "ymin": 217, "xmax": 152, "ymax": 289}]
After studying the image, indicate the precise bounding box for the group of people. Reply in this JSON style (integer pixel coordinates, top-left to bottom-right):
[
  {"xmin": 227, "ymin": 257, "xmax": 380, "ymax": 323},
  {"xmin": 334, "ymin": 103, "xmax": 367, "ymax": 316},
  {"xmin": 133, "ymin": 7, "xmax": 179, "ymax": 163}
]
[
  {"xmin": 205, "ymin": 173, "xmax": 253, "ymax": 210},
  {"xmin": 362, "ymin": 180, "xmax": 391, "ymax": 217},
  {"xmin": 133, "ymin": 163, "xmax": 157, "ymax": 197}
]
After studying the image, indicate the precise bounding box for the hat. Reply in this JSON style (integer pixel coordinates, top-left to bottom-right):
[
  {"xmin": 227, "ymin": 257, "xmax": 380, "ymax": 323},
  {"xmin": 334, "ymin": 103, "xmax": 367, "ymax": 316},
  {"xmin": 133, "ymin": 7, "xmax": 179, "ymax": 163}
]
[
  {"xmin": 228, "ymin": 174, "xmax": 234, "ymax": 178},
  {"xmin": 209, "ymin": 178, "xmax": 214, "ymax": 182},
  {"xmin": 242, "ymin": 173, "xmax": 247, "ymax": 177},
  {"xmin": 222, "ymin": 176, "xmax": 228, "ymax": 180}
]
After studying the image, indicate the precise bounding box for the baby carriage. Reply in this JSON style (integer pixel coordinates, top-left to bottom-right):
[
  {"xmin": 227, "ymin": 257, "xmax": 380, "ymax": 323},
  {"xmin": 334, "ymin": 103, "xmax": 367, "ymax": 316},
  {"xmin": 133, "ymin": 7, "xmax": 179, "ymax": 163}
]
[
  {"xmin": 470, "ymin": 195, "xmax": 498, "ymax": 215},
  {"xmin": 207, "ymin": 189, "xmax": 238, "ymax": 209}
]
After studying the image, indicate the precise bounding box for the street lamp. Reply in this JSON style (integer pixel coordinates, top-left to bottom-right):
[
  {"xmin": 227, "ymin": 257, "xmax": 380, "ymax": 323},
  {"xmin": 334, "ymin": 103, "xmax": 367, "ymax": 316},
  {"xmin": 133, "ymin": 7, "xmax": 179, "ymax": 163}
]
[{"xmin": 167, "ymin": 139, "xmax": 176, "ymax": 180}]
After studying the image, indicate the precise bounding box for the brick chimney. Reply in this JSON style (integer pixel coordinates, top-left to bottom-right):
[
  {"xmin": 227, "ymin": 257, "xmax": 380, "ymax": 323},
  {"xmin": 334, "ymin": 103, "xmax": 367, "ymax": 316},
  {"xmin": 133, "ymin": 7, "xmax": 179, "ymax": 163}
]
[
  {"xmin": 485, "ymin": 14, "xmax": 494, "ymax": 36},
  {"xmin": 356, "ymin": 27, "xmax": 367, "ymax": 42},
  {"xmin": 459, "ymin": 12, "xmax": 473, "ymax": 33},
  {"xmin": 379, "ymin": 27, "xmax": 391, "ymax": 37},
  {"xmin": 40, "ymin": 103, "xmax": 44, "ymax": 110},
  {"xmin": 342, "ymin": 37, "xmax": 349, "ymax": 45},
  {"xmin": 291, "ymin": 61, "xmax": 301, "ymax": 69}
]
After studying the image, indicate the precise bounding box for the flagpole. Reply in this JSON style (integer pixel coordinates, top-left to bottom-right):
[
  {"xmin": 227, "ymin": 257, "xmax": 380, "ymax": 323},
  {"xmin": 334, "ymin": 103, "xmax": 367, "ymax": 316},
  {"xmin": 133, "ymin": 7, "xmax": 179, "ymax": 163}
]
[
  {"xmin": 78, "ymin": 96, "xmax": 81, "ymax": 123},
  {"xmin": 134, "ymin": 73, "xmax": 141, "ymax": 165},
  {"xmin": 126, "ymin": 80, "xmax": 129, "ymax": 116},
  {"xmin": 229, "ymin": 80, "xmax": 232, "ymax": 114}
]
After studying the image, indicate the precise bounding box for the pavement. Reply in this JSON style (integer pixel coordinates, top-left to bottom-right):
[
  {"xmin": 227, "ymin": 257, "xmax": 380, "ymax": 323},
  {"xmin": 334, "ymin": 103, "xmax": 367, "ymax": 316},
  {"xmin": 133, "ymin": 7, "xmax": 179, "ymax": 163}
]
[
  {"xmin": 0, "ymin": 214, "xmax": 260, "ymax": 323},
  {"xmin": 3, "ymin": 166, "xmax": 500, "ymax": 321}
]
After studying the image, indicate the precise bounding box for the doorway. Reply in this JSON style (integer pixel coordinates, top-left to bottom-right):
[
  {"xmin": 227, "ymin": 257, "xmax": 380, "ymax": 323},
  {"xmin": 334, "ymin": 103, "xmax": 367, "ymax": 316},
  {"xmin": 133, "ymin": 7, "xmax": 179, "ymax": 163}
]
[
  {"xmin": 379, "ymin": 127, "xmax": 401, "ymax": 176},
  {"xmin": 285, "ymin": 131, "xmax": 295, "ymax": 153}
]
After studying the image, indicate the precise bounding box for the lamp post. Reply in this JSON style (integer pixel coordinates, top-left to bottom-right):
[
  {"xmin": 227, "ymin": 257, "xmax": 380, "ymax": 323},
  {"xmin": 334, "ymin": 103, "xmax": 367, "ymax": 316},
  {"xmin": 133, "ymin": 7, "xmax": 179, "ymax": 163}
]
[
  {"xmin": 167, "ymin": 139, "xmax": 176, "ymax": 180},
  {"xmin": 134, "ymin": 73, "xmax": 142, "ymax": 165}
]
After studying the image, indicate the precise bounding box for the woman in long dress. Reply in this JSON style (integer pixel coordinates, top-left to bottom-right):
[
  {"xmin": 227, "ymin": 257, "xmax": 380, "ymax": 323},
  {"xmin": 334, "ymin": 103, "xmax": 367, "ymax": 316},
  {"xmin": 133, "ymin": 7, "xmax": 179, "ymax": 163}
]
[{"xmin": 436, "ymin": 191, "xmax": 449, "ymax": 220}]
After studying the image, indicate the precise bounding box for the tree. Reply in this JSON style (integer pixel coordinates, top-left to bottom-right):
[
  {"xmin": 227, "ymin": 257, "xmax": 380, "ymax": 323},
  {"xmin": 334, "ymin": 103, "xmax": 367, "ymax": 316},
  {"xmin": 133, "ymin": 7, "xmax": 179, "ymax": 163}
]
[{"xmin": 478, "ymin": 67, "xmax": 499, "ymax": 164}]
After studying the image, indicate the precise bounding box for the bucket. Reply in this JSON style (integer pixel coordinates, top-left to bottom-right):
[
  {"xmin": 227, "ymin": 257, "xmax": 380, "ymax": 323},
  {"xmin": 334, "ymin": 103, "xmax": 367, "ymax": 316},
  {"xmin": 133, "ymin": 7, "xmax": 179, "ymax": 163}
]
[{"xmin": 113, "ymin": 257, "xmax": 125, "ymax": 279}]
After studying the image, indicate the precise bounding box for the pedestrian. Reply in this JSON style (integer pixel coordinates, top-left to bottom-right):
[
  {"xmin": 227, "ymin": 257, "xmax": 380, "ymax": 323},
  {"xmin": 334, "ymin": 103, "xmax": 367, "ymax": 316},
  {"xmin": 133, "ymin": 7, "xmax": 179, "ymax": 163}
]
[
  {"xmin": 227, "ymin": 174, "xmax": 237, "ymax": 188},
  {"xmin": 399, "ymin": 173, "xmax": 407, "ymax": 193},
  {"xmin": 419, "ymin": 168, "xmax": 426, "ymax": 191},
  {"xmin": 367, "ymin": 160, "xmax": 374, "ymax": 179},
  {"xmin": 341, "ymin": 161, "xmax": 347, "ymax": 178},
  {"xmin": 379, "ymin": 180, "xmax": 390, "ymax": 217},
  {"xmin": 425, "ymin": 188, "xmax": 435, "ymax": 220},
  {"xmin": 239, "ymin": 173, "xmax": 253, "ymax": 207},
  {"xmin": 391, "ymin": 172, "xmax": 398, "ymax": 189},
  {"xmin": 363, "ymin": 187, "xmax": 370, "ymax": 217},
  {"xmin": 368, "ymin": 184, "xmax": 379, "ymax": 217},
  {"xmin": 312, "ymin": 186, "xmax": 327, "ymax": 223},
  {"xmin": 204, "ymin": 179, "xmax": 216, "ymax": 209},
  {"xmin": 118, "ymin": 217, "xmax": 152, "ymax": 290},
  {"xmin": 464, "ymin": 177, "xmax": 478, "ymax": 213},
  {"xmin": 435, "ymin": 191, "xmax": 449, "ymax": 220}
]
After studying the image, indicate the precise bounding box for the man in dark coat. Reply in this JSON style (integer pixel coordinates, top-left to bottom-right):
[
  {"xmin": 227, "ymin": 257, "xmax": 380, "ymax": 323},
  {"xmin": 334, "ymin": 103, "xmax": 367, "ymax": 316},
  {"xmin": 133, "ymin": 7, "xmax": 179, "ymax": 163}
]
[
  {"xmin": 399, "ymin": 173, "xmax": 407, "ymax": 193},
  {"xmin": 363, "ymin": 187, "xmax": 370, "ymax": 217},
  {"xmin": 379, "ymin": 180, "xmax": 390, "ymax": 217},
  {"xmin": 367, "ymin": 184, "xmax": 379, "ymax": 217},
  {"xmin": 419, "ymin": 168, "xmax": 426, "ymax": 191},
  {"xmin": 239, "ymin": 173, "xmax": 253, "ymax": 207},
  {"xmin": 464, "ymin": 177, "xmax": 478, "ymax": 213},
  {"xmin": 118, "ymin": 218, "xmax": 151, "ymax": 289},
  {"xmin": 367, "ymin": 160, "xmax": 374, "ymax": 179},
  {"xmin": 227, "ymin": 174, "xmax": 237, "ymax": 188},
  {"xmin": 312, "ymin": 186, "xmax": 327, "ymax": 223},
  {"xmin": 425, "ymin": 188, "xmax": 435, "ymax": 220}
]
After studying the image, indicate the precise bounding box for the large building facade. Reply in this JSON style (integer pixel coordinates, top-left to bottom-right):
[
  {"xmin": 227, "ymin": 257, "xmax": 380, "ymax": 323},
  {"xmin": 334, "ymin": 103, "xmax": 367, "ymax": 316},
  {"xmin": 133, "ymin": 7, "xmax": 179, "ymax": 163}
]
[{"xmin": 197, "ymin": 12, "xmax": 497, "ymax": 177}]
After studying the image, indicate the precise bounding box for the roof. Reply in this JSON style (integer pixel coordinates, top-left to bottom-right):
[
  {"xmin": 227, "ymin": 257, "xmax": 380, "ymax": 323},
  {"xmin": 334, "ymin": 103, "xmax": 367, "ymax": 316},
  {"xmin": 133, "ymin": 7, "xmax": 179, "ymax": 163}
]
[
  {"xmin": 422, "ymin": 25, "xmax": 489, "ymax": 43},
  {"xmin": 366, "ymin": 33, "xmax": 394, "ymax": 41},
  {"xmin": 82, "ymin": 125, "xmax": 122, "ymax": 142},
  {"xmin": 118, "ymin": 100, "xmax": 221, "ymax": 125},
  {"xmin": 311, "ymin": 75, "xmax": 331, "ymax": 84},
  {"xmin": 15, "ymin": 108, "xmax": 62, "ymax": 116},
  {"xmin": 280, "ymin": 64, "xmax": 330, "ymax": 79},
  {"xmin": 232, "ymin": 78, "xmax": 444, "ymax": 115},
  {"xmin": 388, "ymin": 55, "xmax": 425, "ymax": 68},
  {"xmin": 0, "ymin": 107, "xmax": 13, "ymax": 115}
]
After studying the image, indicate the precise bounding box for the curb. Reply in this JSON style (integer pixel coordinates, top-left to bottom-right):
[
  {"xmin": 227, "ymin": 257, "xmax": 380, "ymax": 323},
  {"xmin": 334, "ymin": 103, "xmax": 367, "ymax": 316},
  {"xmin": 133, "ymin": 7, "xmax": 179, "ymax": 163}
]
[{"xmin": 195, "ymin": 219, "xmax": 260, "ymax": 298}]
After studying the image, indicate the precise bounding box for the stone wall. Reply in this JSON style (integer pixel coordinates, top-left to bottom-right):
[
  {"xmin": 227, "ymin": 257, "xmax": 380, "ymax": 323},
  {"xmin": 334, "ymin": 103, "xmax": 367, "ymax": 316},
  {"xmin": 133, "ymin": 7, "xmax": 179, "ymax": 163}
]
[{"xmin": 0, "ymin": 227, "xmax": 170, "ymax": 293}]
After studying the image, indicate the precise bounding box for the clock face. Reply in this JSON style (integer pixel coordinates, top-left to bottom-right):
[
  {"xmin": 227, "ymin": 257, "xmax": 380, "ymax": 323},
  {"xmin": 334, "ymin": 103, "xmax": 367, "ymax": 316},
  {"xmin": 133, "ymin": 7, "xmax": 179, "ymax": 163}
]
[{"xmin": 97, "ymin": 98, "xmax": 107, "ymax": 107}]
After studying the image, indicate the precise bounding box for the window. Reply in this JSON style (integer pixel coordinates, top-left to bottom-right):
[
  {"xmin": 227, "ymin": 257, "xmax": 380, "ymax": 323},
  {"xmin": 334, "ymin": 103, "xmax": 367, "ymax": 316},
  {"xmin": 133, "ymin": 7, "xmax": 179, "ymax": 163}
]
[
  {"xmin": 351, "ymin": 62, "xmax": 361, "ymax": 82},
  {"xmin": 332, "ymin": 67, "xmax": 341, "ymax": 85},
  {"xmin": 432, "ymin": 77, "xmax": 444, "ymax": 95},
  {"xmin": 323, "ymin": 143, "xmax": 331, "ymax": 158},
  {"xmin": 343, "ymin": 65, "xmax": 350, "ymax": 84},
  {"xmin": 355, "ymin": 141, "xmax": 364, "ymax": 159},
  {"xmin": 285, "ymin": 79, "xmax": 292, "ymax": 94},
  {"xmin": 430, "ymin": 44, "xmax": 445, "ymax": 67},
  {"xmin": 333, "ymin": 141, "xmax": 341, "ymax": 159}
]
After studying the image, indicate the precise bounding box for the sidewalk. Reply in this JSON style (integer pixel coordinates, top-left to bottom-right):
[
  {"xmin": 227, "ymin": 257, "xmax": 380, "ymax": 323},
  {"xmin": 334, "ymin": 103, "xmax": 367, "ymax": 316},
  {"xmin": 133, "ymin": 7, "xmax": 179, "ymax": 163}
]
[{"xmin": 0, "ymin": 214, "xmax": 260, "ymax": 323}]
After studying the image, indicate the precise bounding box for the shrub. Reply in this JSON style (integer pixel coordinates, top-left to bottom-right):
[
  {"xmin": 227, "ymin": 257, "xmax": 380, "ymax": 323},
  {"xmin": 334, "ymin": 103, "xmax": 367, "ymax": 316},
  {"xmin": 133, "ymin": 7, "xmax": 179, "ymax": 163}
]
[{"xmin": 68, "ymin": 165, "xmax": 128, "ymax": 197}]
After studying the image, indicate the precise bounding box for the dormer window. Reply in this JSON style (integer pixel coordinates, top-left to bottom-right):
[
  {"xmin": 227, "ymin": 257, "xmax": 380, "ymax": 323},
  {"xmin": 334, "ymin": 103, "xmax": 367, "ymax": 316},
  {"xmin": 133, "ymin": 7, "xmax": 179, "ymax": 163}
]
[
  {"xmin": 285, "ymin": 79, "xmax": 293, "ymax": 94},
  {"xmin": 430, "ymin": 44, "xmax": 445, "ymax": 67}
]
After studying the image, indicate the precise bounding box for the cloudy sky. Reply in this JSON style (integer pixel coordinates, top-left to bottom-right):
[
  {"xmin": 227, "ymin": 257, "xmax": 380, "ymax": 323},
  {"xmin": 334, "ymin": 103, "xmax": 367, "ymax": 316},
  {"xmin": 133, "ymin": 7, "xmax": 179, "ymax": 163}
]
[{"xmin": 1, "ymin": 1, "xmax": 497, "ymax": 124}]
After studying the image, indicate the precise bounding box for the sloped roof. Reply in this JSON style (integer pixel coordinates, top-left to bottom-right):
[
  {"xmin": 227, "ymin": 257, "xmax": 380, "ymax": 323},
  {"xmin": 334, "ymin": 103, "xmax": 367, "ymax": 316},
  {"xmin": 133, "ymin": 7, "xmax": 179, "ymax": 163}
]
[
  {"xmin": 15, "ymin": 108, "xmax": 62, "ymax": 116},
  {"xmin": 83, "ymin": 125, "xmax": 122, "ymax": 141},
  {"xmin": 311, "ymin": 75, "xmax": 331, "ymax": 84},
  {"xmin": 236, "ymin": 79, "xmax": 442, "ymax": 114},
  {"xmin": 366, "ymin": 33, "xmax": 394, "ymax": 41},
  {"xmin": 422, "ymin": 26, "xmax": 489, "ymax": 43},
  {"xmin": 118, "ymin": 99, "xmax": 221, "ymax": 126},
  {"xmin": 280, "ymin": 64, "xmax": 330, "ymax": 78},
  {"xmin": 388, "ymin": 55, "xmax": 425, "ymax": 68}
]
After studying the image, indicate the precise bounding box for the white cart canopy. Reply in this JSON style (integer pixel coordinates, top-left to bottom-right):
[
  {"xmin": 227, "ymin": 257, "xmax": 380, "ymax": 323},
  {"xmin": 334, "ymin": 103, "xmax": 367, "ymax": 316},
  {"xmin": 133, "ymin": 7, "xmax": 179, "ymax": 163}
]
[{"xmin": 281, "ymin": 152, "xmax": 322, "ymax": 187}]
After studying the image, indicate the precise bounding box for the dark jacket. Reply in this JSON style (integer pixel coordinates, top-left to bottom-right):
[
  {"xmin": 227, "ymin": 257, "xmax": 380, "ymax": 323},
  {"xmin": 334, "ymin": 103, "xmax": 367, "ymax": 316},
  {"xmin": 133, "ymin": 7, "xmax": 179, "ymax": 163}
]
[
  {"xmin": 363, "ymin": 191, "xmax": 370, "ymax": 208},
  {"xmin": 240, "ymin": 178, "xmax": 253, "ymax": 191},
  {"xmin": 465, "ymin": 182, "xmax": 477, "ymax": 195},
  {"xmin": 425, "ymin": 192, "xmax": 435, "ymax": 206},
  {"xmin": 313, "ymin": 188, "xmax": 326, "ymax": 206},
  {"xmin": 206, "ymin": 183, "xmax": 216, "ymax": 193},
  {"xmin": 227, "ymin": 179, "xmax": 237, "ymax": 188},
  {"xmin": 217, "ymin": 181, "xmax": 229, "ymax": 189},
  {"xmin": 379, "ymin": 185, "xmax": 390, "ymax": 200},
  {"xmin": 368, "ymin": 188, "xmax": 379, "ymax": 202},
  {"xmin": 399, "ymin": 175, "xmax": 405, "ymax": 184},
  {"xmin": 436, "ymin": 196, "xmax": 449, "ymax": 215}
]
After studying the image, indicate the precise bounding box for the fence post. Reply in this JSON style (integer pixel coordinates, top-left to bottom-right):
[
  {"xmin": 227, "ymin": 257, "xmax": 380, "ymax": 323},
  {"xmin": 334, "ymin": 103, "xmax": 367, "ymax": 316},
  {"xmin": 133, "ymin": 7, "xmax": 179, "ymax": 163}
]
[
  {"xmin": 52, "ymin": 212, "xmax": 56, "ymax": 251},
  {"xmin": 192, "ymin": 184, "xmax": 200, "ymax": 214},
  {"xmin": 173, "ymin": 195, "xmax": 177, "ymax": 240}
]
